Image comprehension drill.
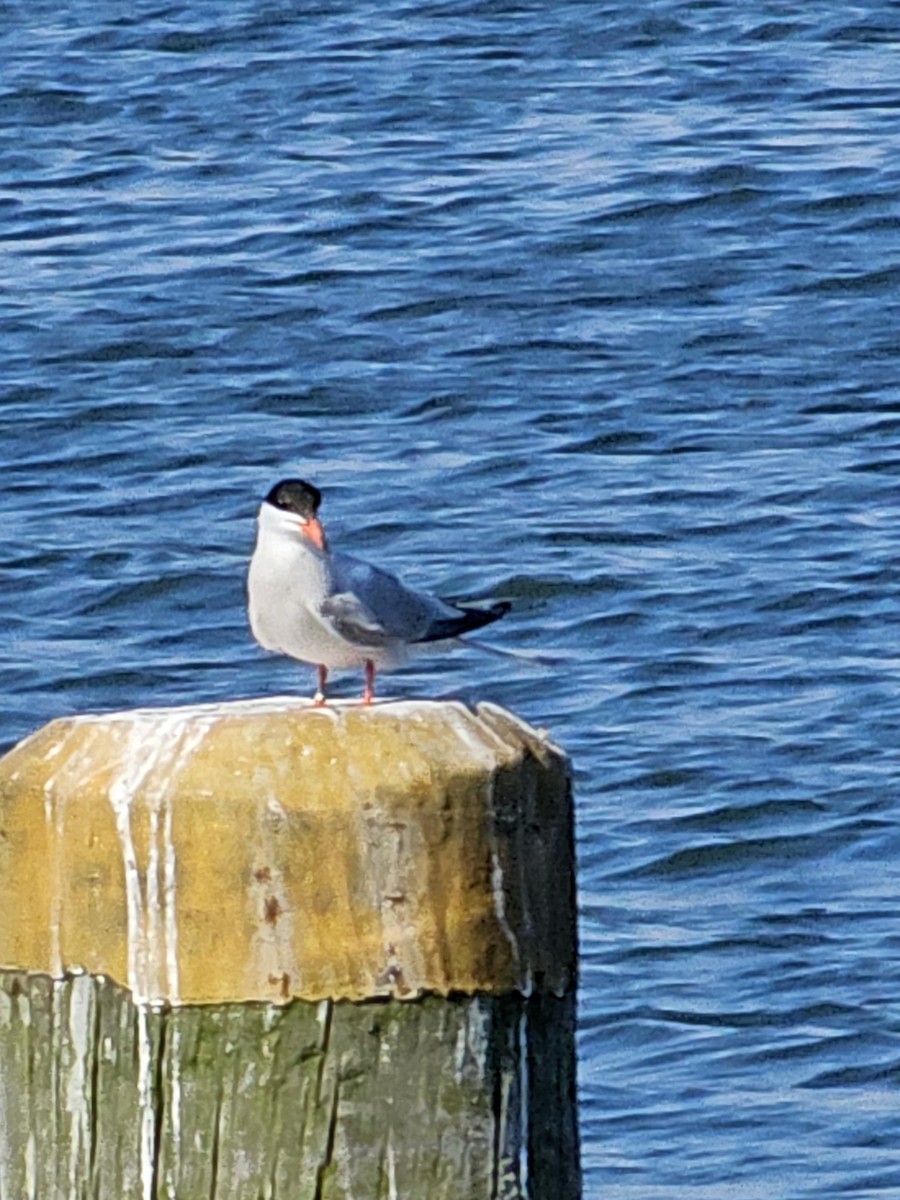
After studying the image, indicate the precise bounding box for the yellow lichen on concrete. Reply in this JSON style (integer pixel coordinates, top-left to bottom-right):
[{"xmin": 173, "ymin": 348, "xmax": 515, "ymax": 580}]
[{"xmin": 0, "ymin": 698, "xmax": 574, "ymax": 1005}]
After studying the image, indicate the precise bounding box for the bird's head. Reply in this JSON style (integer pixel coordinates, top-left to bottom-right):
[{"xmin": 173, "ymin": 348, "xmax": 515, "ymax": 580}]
[{"xmin": 262, "ymin": 478, "xmax": 327, "ymax": 550}]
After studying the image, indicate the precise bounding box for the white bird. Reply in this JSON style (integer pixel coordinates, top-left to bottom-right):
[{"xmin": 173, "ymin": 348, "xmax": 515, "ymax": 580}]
[{"xmin": 247, "ymin": 478, "xmax": 510, "ymax": 704}]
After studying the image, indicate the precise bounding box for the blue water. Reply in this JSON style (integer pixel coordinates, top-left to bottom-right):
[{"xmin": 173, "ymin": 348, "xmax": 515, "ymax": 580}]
[{"xmin": 4, "ymin": 3, "xmax": 900, "ymax": 1195}]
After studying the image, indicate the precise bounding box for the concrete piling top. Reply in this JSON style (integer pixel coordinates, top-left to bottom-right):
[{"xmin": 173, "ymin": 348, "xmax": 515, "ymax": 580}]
[{"xmin": 0, "ymin": 698, "xmax": 576, "ymax": 1006}]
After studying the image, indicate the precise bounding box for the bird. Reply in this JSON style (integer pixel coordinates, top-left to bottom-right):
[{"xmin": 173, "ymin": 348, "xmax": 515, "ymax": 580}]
[{"xmin": 247, "ymin": 478, "xmax": 510, "ymax": 704}]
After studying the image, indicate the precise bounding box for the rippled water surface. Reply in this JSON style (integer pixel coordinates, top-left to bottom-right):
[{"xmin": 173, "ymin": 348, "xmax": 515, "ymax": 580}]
[{"xmin": 5, "ymin": 3, "xmax": 900, "ymax": 1195}]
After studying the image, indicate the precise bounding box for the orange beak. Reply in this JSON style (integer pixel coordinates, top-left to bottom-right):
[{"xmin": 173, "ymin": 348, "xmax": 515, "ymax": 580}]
[{"xmin": 301, "ymin": 516, "xmax": 326, "ymax": 551}]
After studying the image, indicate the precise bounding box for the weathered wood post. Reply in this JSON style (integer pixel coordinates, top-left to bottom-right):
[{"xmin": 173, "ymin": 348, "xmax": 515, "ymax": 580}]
[{"xmin": 0, "ymin": 697, "xmax": 579, "ymax": 1199}]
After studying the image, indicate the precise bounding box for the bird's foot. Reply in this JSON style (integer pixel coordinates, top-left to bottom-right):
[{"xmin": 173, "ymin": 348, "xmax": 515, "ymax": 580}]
[{"xmin": 314, "ymin": 665, "xmax": 328, "ymax": 706}]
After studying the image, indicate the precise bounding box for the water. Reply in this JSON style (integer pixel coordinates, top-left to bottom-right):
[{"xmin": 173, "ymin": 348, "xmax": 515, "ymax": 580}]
[{"xmin": 4, "ymin": 2, "xmax": 900, "ymax": 1195}]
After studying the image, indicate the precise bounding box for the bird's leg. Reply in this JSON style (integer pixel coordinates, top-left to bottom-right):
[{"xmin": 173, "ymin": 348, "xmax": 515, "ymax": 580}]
[
  {"xmin": 363, "ymin": 660, "xmax": 375, "ymax": 705},
  {"xmin": 314, "ymin": 664, "xmax": 328, "ymax": 706}
]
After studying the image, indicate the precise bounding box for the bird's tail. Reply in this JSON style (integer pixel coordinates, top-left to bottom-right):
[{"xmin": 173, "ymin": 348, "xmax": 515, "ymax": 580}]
[
  {"xmin": 419, "ymin": 599, "xmax": 511, "ymax": 643},
  {"xmin": 457, "ymin": 636, "xmax": 567, "ymax": 670}
]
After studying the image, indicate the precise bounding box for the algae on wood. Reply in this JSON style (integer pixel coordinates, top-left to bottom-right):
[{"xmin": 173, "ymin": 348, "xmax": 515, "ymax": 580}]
[{"xmin": 0, "ymin": 970, "xmax": 578, "ymax": 1200}]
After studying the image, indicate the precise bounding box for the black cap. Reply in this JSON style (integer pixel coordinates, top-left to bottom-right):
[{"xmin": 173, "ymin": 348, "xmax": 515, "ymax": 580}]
[{"xmin": 264, "ymin": 479, "xmax": 322, "ymax": 518}]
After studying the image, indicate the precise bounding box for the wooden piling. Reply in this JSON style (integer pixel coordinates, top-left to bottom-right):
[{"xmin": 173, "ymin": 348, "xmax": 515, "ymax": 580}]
[{"xmin": 0, "ymin": 698, "xmax": 579, "ymax": 1199}]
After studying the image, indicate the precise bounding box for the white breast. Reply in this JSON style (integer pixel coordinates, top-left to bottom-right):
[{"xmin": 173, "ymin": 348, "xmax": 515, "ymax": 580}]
[{"xmin": 248, "ymin": 510, "xmax": 387, "ymax": 669}]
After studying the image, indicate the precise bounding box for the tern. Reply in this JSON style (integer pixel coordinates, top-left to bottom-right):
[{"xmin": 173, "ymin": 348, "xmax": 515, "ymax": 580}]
[{"xmin": 247, "ymin": 478, "xmax": 510, "ymax": 704}]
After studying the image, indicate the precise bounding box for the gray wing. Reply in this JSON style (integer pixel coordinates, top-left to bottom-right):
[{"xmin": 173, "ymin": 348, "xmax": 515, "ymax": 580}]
[{"xmin": 322, "ymin": 552, "xmax": 459, "ymax": 647}]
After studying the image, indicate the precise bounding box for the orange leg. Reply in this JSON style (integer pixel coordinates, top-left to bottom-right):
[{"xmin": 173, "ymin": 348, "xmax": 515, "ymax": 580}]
[
  {"xmin": 363, "ymin": 660, "xmax": 375, "ymax": 705},
  {"xmin": 314, "ymin": 665, "xmax": 328, "ymax": 706}
]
